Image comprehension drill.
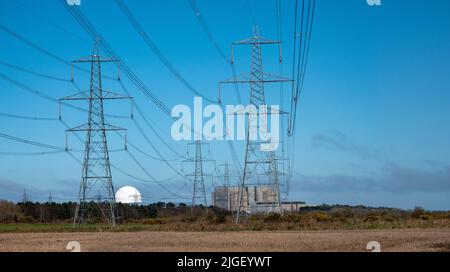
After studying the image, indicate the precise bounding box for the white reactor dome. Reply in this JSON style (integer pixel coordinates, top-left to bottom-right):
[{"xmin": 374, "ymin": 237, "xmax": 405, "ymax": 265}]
[{"xmin": 115, "ymin": 186, "xmax": 142, "ymax": 204}]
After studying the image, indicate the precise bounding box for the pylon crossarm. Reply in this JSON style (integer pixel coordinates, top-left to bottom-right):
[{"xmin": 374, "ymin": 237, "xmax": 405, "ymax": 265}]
[
  {"xmin": 220, "ymin": 72, "xmax": 292, "ymax": 85},
  {"xmin": 60, "ymin": 91, "xmax": 90, "ymax": 101},
  {"xmin": 71, "ymin": 56, "xmax": 119, "ymax": 63},
  {"xmin": 60, "ymin": 90, "xmax": 131, "ymax": 101},
  {"xmin": 67, "ymin": 123, "xmax": 126, "ymax": 132},
  {"xmin": 100, "ymin": 90, "xmax": 132, "ymax": 100},
  {"xmin": 233, "ymin": 36, "xmax": 280, "ymax": 45}
]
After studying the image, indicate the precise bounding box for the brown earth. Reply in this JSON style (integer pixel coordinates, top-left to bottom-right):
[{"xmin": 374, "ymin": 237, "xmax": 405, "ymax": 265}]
[{"xmin": 0, "ymin": 229, "xmax": 449, "ymax": 252}]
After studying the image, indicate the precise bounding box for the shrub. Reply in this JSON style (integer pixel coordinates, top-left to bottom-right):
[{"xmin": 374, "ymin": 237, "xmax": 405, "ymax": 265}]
[
  {"xmin": 206, "ymin": 213, "xmax": 216, "ymax": 224},
  {"xmin": 21, "ymin": 215, "xmax": 36, "ymax": 223},
  {"xmin": 411, "ymin": 207, "xmax": 426, "ymax": 219},
  {"xmin": 208, "ymin": 208, "xmax": 229, "ymax": 224},
  {"xmin": 142, "ymin": 218, "xmax": 165, "ymax": 225},
  {"xmin": 382, "ymin": 214, "xmax": 395, "ymax": 222},
  {"xmin": 419, "ymin": 214, "xmax": 432, "ymax": 220},
  {"xmin": 263, "ymin": 213, "xmax": 282, "ymax": 223},
  {"xmin": 364, "ymin": 215, "xmax": 381, "ymax": 222},
  {"xmin": 312, "ymin": 212, "xmax": 330, "ymax": 222},
  {"xmin": 251, "ymin": 222, "xmax": 265, "ymax": 231},
  {"xmin": 282, "ymin": 213, "xmax": 301, "ymax": 223},
  {"xmin": 214, "ymin": 213, "xmax": 227, "ymax": 224},
  {"xmin": 0, "ymin": 200, "xmax": 24, "ymax": 223},
  {"xmin": 182, "ymin": 215, "xmax": 198, "ymax": 223}
]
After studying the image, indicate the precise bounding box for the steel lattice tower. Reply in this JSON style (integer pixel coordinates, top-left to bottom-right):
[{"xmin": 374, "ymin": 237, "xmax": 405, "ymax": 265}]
[
  {"xmin": 61, "ymin": 44, "xmax": 129, "ymax": 227},
  {"xmin": 215, "ymin": 161, "xmax": 233, "ymax": 209},
  {"xmin": 191, "ymin": 141, "xmax": 207, "ymax": 207},
  {"xmin": 22, "ymin": 189, "xmax": 28, "ymax": 203},
  {"xmin": 183, "ymin": 141, "xmax": 213, "ymax": 208},
  {"xmin": 220, "ymin": 161, "xmax": 231, "ymax": 187},
  {"xmin": 219, "ymin": 26, "xmax": 292, "ymax": 223}
]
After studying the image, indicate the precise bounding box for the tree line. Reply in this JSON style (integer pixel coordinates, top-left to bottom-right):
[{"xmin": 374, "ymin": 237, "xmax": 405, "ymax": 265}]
[{"xmin": 0, "ymin": 200, "xmax": 198, "ymax": 223}]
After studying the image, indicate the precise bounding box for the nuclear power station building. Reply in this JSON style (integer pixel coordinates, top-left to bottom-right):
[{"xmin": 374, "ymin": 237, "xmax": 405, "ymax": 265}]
[{"xmin": 212, "ymin": 186, "xmax": 306, "ymax": 214}]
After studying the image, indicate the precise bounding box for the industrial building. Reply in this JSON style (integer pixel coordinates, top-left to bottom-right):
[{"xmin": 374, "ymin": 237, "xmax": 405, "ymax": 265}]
[{"xmin": 211, "ymin": 186, "xmax": 306, "ymax": 214}]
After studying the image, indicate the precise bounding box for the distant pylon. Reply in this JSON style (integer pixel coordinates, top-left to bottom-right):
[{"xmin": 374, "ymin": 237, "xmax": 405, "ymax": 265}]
[
  {"xmin": 215, "ymin": 161, "xmax": 234, "ymax": 210},
  {"xmin": 60, "ymin": 43, "xmax": 130, "ymax": 227},
  {"xmin": 183, "ymin": 141, "xmax": 213, "ymax": 208},
  {"xmin": 48, "ymin": 192, "xmax": 53, "ymax": 203},
  {"xmin": 219, "ymin": 161, "xmax": 230, "ymax": 187},
  {"xmin": 22, "ymin": 189, "xmax": 28, "ymax": 203},
  {"xmin": 219, "ymin": 25, "xmax": 292, "ymax": 223}
]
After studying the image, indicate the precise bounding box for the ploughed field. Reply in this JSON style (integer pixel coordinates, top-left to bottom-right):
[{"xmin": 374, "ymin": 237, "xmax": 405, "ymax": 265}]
[{"xmin": 0, "ymin": 229, "xmax": 449, "ymax": 252}]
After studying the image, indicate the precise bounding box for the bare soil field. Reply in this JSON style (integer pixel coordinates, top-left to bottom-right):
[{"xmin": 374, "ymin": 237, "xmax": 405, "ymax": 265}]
[{"xmin": 0, "ymin": 229, "xmax": 449, "ymax": 252}]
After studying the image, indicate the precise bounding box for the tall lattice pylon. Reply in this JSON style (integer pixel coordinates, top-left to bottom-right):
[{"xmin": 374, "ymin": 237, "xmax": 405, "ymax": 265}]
[
  {"xmin": 219, "ymin": 25, "xmax": 292, "ymax": 223},
  {"xmin": 60, "ymin": 44, "xmax": 129, "ymax": 227},
  {"xmin": 183, "ymin": 141, "xmax": 214, "ymax": 208}
]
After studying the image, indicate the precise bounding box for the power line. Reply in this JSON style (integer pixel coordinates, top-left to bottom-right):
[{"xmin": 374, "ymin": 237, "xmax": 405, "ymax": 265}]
[
  {"xmin": 186, "ymin": 0, "xmax": 243, "ymax": 182},
  {"xmin": 58, "ymin": 0, "xmax": 173, "ymax": 117},
  {"xmin": 14, "ymin": 0, "xmax": 89, "ymax": 43},
  {"xmin": 288, "ymin": 0, "xmax": 316, "ymax": 136},
  {"xmin": 113, "ymin": 0, "xmax": 216, "ymax": 103},
  {"xmin": 0, "ymin": 129, "xmax": 85, "ymax": 154},
  {"xmin": 245, "ymin": 0, "xmax": 257, "ymax": 26},
  {"xmin": 275, "ymin": 0, "xmax": 290, "ymax": 201},
  {"xmin": 110, "ymin": 162, "xmax": 191, "ymax": 201},
  {"xmin": 0, "ymin": 60, "xmax": 70, "ymax": 82},
  {"xmin": 0, "ymin": 150, "xmax": 65, "ymax": 156},
  {"xmin": 0, "ymin": 73, "xmax": 130, "ymax": 119},
  {"xmin": 0, "ymin": 23, "xmax": 71, "ymax": 67},
  {"xmin": 127, "ymin": 140, "xmax": 180, "ymax": 162},
  {"xmin": 0, "ymin": 59, "xmax": 90, "ymax": 95},
  {"xmin": 0, "ymin": 23, "xmax": 116, "ymax": 80},
  {"xmin": 58, "ymin": 0, "xmax": 206, "ymax": 153},
  {"xmin": 130, "ymin": 117, "xmax": 187, "ymax": 179},
  {"xmin": 297, "ymin": 0, "xmax": 316, "ymax": 97},
  {"xmin": 187, "ymin": 0, "xmax": 227, "ymax": 60},
  {"xmin": 0, "ymin": 72, "xmax": 63, "ymax": 104},
  {"xmin": 125, "ymin": 149, "xmax": 190, "ymax": 199},
  {"xmin": 187, "ymin": 0, "xmax": 242, "ymax": 104},
  {"xmin": 0, "ymin": 111, "xmax": 58, "ymax": 121},
  {"xmin": 110, "ymin": 162, "xmax": 177, "ymax": 184},
  {"xmin": 117, "ymin": 80, "xmax": 184, "ymax": 158},
  {"xmin": 295, "ymin": 0, "xmax": 312, "ymax": 96},
  {"xmin": 0, "ymin": 131, "xmax": 65, "ymax": 151},
  {"xmin": 0, "ymin": 59, "xmax": 85, "ymax": 96}
]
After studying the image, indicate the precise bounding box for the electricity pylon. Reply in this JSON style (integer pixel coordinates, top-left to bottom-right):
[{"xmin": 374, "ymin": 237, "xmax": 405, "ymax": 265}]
[
  {"xmin": 183, "ymin": 141, "xmax": 214, "ymax": 208},
  {"xmin": 218, "ymin": 161, "xmax": 231, "ymax": 187},
  {"xmin": 60, "ymin": 44, "xmax": 129, "ymax": 227},
  {"xmin": 219, "ymin": 25, "xmax": 292, "ymax": 223},
  {"xmin": 22, "ymin": 189, "xmax": 28, "ymax": 203},
  {"xmin": 214, "ymin": 161, "xmax": 234, "ymax": 210}
]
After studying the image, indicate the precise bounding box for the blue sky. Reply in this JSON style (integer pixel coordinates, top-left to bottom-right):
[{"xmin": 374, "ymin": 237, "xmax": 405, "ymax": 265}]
[{"xmin": 0, "ymin": 0, "xmax": 449, "ymax": 210}]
